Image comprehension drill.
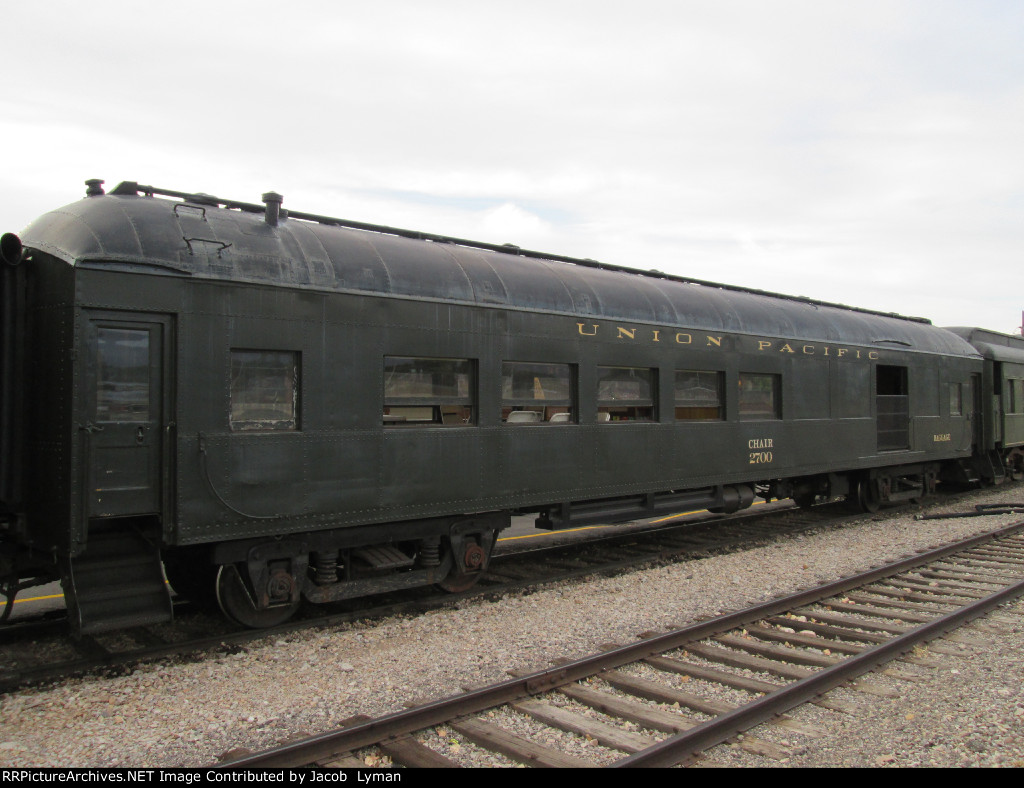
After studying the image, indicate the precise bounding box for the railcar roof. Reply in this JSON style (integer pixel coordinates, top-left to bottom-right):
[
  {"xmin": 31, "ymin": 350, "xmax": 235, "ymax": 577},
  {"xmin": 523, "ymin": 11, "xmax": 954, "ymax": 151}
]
[
  {"xmin": 946, "ymin": 327, "xmax": 1024, "ymax": 364},
  {"xmin": 19, "ymin": 182, "xmax": 979, "ymax": 358}
]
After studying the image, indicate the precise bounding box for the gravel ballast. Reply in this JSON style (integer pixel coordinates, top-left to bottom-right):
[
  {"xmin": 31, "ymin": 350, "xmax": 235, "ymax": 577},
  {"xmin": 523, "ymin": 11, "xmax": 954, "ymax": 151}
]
[{"xmin": 1, "ymin": 487, "xmax": 1022, "ymax": 768}]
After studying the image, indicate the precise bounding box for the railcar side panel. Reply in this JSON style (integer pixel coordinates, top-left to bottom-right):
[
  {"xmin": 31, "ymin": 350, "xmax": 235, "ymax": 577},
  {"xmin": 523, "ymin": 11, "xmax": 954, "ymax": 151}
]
[{"xmin": 68, "ymin": 263, "xmax": 987, "ymax": 549}]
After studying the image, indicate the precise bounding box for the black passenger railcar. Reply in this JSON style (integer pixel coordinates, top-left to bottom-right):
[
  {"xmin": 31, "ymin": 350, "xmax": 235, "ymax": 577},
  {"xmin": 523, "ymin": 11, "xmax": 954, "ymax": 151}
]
[
  {"xmin": 946, "ymin": 327, "xmax": 1024, "ymax": 479},
  {"xmin": 0, "ymin": 181, "xmax": 1003, "ymax": 633}
]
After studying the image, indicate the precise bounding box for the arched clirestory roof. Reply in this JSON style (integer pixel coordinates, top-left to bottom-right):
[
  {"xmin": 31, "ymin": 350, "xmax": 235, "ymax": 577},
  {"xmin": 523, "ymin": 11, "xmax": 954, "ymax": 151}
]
[{"xmin": 20, "ymin": 185, "xmax": 980, "ymax": 358}]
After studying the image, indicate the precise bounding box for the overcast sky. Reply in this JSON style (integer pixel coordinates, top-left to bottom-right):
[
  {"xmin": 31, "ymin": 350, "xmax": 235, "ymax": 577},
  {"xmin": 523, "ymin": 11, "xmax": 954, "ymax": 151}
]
[{"xmin": 3, "ymin": 0, "xmax": 1021, "ymax": 334}]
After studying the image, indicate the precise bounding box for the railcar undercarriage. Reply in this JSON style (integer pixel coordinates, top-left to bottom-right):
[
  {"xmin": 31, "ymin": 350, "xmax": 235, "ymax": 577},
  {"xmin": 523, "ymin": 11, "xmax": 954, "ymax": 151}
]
[
  {"xmin": 162, "ymin": 512, "xmax": 508, "ymax": 629},
  {"xmin": 781, "ymin": 463, "xmax": 942, "ymax": 512},
  {"xmin": 3, "ymin": 451, "xmax": 1012, "ymax": 635}
]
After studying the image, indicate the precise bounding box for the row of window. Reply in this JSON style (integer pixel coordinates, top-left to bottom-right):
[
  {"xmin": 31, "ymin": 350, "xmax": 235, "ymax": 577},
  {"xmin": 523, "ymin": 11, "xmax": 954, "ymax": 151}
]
[
  {"xmin": 93, "ymin": 338, "xmax": 981, "ymax": 434},
  {"xmin": 228, "ymin": 352, "xmax": 783, "ymax": 431},
  {"xmin": 383, "ymin": 359, "xmax": 783, "ymax": 425}
]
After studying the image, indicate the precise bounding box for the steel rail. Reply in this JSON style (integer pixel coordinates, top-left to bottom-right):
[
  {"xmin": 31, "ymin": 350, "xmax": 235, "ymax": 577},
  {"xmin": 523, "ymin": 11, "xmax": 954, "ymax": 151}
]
[
  {"xmin": 615, "ymin": 569, "xmax": 1024, "ymax": 766},
  {"xmin": 222, "ymin": 520, "xmax": 1024, "ymax": 768}
]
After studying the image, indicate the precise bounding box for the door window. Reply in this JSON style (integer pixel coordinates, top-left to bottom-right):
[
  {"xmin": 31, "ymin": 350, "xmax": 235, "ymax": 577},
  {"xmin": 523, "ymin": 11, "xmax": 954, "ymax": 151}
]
[{"xmin": 96, "ymin": 328, "xmax": 151, "ymax": 422}]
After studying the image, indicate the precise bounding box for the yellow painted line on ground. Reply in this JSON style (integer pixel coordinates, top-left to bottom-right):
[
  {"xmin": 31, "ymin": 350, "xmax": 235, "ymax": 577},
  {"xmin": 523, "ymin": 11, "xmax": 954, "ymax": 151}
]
[
  {"xmin": 0, "ymin": 592, "xmax": 65, "ymax": 607},
  {"xmin": 498, "ymin": 524, "xmax": 613, "ymax": 542},
  {"xmin": 648, "ymin": 498, "xmax": 770, "ymax": 525},
  {"xmin": 499, "ymin": 505, "xmax": 726, "ymax": 540},
  {"xmin": 647, "ymin": 509, "xmax": 705, "ymax": 524}
]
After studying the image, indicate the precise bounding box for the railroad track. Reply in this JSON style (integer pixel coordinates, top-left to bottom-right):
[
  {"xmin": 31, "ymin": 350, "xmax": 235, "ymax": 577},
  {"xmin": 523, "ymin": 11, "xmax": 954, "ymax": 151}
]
[
  {"xmin": 0, "ymin": 491, "xmax": 1014, "ymax": 696},
  {"xmin": 220, "ymin": 519, "xmax": 1024, "ymax": 768},
  {"xmin": 0, "ymin": 500, "xmax": 856, "ymax": 692}
]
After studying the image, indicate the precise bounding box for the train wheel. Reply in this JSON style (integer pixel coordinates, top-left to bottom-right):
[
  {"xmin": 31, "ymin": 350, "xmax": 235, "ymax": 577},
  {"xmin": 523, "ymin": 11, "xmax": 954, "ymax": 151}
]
[
  {"xmin": 436, "ymin": 539, "xmax": 491, "ymax": 593},
  {"xmin": 437, "ymin": 569, "xmax": 484, "ymax": 593},
  {"xmin": 857, "ymin": 479, "xmax": 881, "ymax": 514},
  {"xmin": 215, "ymin": 564, "xmax": 300, "ymax": 628}
]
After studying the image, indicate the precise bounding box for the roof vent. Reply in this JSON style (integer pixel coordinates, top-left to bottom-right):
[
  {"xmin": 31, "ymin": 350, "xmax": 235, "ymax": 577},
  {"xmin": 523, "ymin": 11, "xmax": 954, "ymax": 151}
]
[
  {"xmin": 188, "ymin": 193, "xmax": 220, "ymax": 207},
  {"xmin": 262, "ymin": 191, "xmax": 283, "ymax": 227},
  {"xmin": 85, "ymin": 179, "xmax": 105, "ymax": 197}
]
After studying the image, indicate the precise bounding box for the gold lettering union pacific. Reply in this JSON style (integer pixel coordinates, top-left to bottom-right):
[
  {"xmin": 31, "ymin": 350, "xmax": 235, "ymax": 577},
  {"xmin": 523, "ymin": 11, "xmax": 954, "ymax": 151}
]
[{"xmin": 576, "ymin": 322, "xmax": 881, "ymax": 360}]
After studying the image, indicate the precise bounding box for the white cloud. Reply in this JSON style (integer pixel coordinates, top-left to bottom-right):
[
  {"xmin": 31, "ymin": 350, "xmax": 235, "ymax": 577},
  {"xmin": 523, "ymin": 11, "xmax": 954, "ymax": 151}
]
[
  {"xmin": 1, "ymin": 0, "xmax": 1022, "ymax": 333},
  {"xmin": 474, "ymin": 202, "xmax": 552, "ymax": 247}
]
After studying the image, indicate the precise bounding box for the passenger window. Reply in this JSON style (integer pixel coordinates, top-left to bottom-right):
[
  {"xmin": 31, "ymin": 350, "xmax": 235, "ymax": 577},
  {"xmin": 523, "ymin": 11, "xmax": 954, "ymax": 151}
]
[
  {"xmin": 383, "ymin": 356, "xmax": 474, "ymax": 426},
  {"xmin": 950, "ymin": 383, "xmax": 963, "ymax": 416},
  {"xmin": 501, "ymin": 362, "xmax": 575, "ymax": 424},
  {"xmin": 738, "ymin": 372, "xmax": 781, "ymax": 421},
  {"xmin": 675, "ymin": 370, "xmax": 724, "ymax": 421},
  {"xmin": 230, "ymin": 350, "xmax": 299, "ymax": 431},
  {"xmin": 597, "ymin": 366, "xmax": 656, "ymax": 422},
  {"xmin": 1008, "ymin": 380, "xmax": 1024, "ymax": 414}
]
